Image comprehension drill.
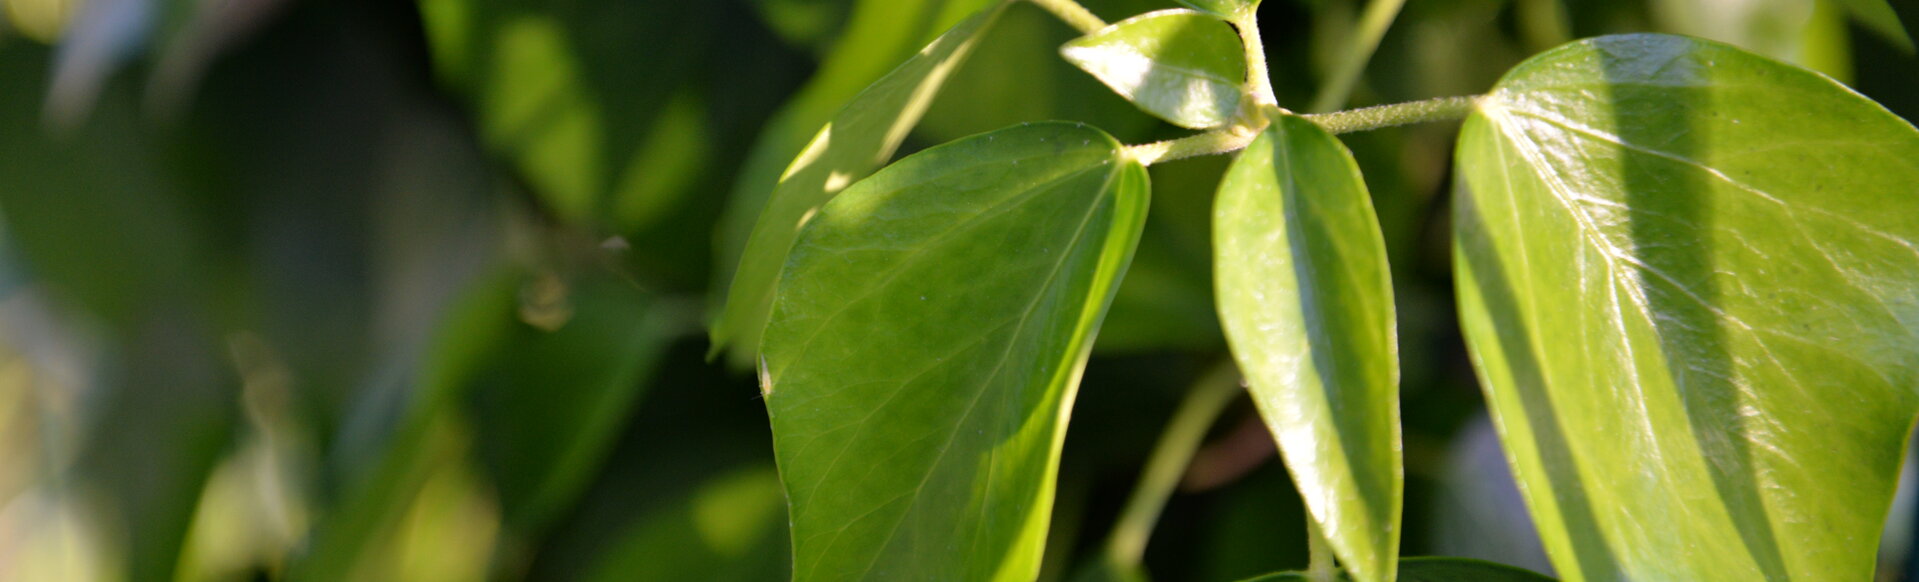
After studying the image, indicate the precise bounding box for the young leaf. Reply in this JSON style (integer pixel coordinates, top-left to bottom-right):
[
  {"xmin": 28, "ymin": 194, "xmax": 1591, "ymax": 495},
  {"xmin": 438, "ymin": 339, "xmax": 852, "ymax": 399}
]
[
  {"xmin": 1455, "ymin": 33, "xmax": 1919, "ymax": 581},
  {"xmin": 1175, "ymin": 0, "xmax": 1261, "ymax": 20},
  {"xmin": 1234, "ymin": 557, "xmax": 1556, "ymax": 582},
  {"xmin": 1061, "ymin": 9, "xmax": 1246, "ymax": 130},
  {"xmin": 710, "ymin": 2, "xmax": 1007, "ymax": 367},
  {"xmin": 762, "ymin": 122, "xmax": 1149, "ymax": 582},
  {"xmin": 1214, "ymin": 114, "xmax": 1401, "ymax": 582}
]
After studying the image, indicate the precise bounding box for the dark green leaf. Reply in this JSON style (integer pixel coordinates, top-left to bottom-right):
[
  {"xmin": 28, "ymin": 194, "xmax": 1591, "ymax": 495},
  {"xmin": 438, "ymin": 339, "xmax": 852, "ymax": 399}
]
[
  {"xmin": 1455, "ymin": 33, "xmax": 1919, "ymax": 581},
  {"xmin": 762, "ymin": 122, "xmax": 1149, "ymax": 582},
  {"xmin": 1234, "ymin": 557, "xmax": 1556, "ymax": 581},
  {"xmin": 1061, "ymin": 9, "xmax": 1245, "ymax": 130},
  {"xmin": 470, "ymin": 276, "xmax": 677, "ymax": 532},
  {"xmin": 710, "ymin": 2, "xmax": 1007, "ymax": 367},
  {"xmin": 1215, "ymin": 113, "xmax": 1400, "ymax": 582}
]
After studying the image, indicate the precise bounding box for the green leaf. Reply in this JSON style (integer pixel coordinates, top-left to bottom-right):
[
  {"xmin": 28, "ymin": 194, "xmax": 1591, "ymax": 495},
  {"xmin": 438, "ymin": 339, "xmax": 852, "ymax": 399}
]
[
  {"xmin": 1454, "ymin": 33, "xmax": 1919, "ymax": 581},
  {"xmin": 762, "ymin": 122, "xmax": 1149, "ymax": 582},
  {"xmin": 1175, "ymin": 0, "xmax": 1260, "ymax": 20},
  {"xmin": 1214, "ymin": 113, "xmax": 1401, "ymax": 582},
  {"xmin": 1834, "ymin": 0, "xmax": 1913, "ymax": 52},
  {"xmin": 416, "ymin": 0, "xmax": 716, "ymax": 230},
  {"xmin": 583, "ymin": 465, "xmax": 790, "ymax": 582},
  {"xmin": 469, "ymin": 275, "xmax": 677, "ymax": 532},
  {"xmin": 710, "ymin": 2, "xmax": 1007, "ymax": 368},
  {"xmin": 1234, "ymin": 557, "xmax": 1556, "ymax": 582},
  {"xmin": 1061, "ymin": 9, "xmax": 1245, "ymax": 130}
]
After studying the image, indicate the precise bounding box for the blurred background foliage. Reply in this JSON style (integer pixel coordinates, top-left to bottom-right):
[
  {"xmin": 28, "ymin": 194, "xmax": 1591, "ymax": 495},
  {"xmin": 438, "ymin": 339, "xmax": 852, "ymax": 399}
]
[{"xmin": 0, "ymin": 0, "xmax": 1912, "ymax": 580}]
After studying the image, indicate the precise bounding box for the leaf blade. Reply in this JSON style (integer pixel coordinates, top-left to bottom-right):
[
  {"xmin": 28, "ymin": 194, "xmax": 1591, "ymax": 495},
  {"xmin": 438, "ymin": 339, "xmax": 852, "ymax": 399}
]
[
  {"xmin": 763, "ymin": 121, "xmax": 1148, "ymax": 582},
  {"xmin": 1455, "ymin": 33, "xmax": 1919, "ymax": 581},
  {"xmin": 1061, "ymin": 9, "xmax": 1246, "ymax": 130},
  {"xmin": 1214, "ymin": 114, "xmax": 1402, "ymax": 582},
  {"xmin": 1234, "ymin": 557, "xmax": 1557, "ymax": 582},
  {"xmin": 711, "ymin": 3, "xmax": 1007, "ymax": 367}
]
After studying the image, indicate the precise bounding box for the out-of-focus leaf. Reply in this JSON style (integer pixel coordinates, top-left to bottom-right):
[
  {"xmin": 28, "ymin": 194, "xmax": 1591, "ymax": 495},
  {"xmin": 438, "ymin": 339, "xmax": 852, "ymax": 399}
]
[
  {"xmin": 1832, "ymin": 0, "xmax": 1912, "ymax": 52},
  {"xmin": 415, "ymin": 0, "xmax": 714, "ymax": 230},
  {"xmin": 1061, "ymin": 9, "xmax": 1244, "ymax": 130},
  {"xmin": 1215, "ymin": 113, "xmax": 1400, "ymax": 582},
  {"xmin": 750, "ymin": 0, "xmax": 853, "ymax": 52},
  {"xmin": 583, "ymin": 465, "xmax": 788, "ymax": 582},
  {"xmin": 762, "ymin": 122, "xmax": 1148, "ymax": 582},
  {"xmin": 1454, "ymin": 34, "xmax": 1919, "ymax": 581},
  {"xmin": 709, "ymin": 1, "xmax": 1006, "ymax": 368},
  {"xmin": 1234, "ymin": 557, "xmax": 1556, "ymax": 581},
  {"xmin": 288, "ymin": 270, "xmax": 520, "ymax": 581},
  {"xmin": 1650, "ymin": 0, "xmax": 1815, "ymax": 65},
  {"xmin": 1174, "ymin": 0, "xmax": 1258, "ymax": 20},
  {"xmin": 470, "ymin": 275, "xmax": 676, "ymax": 532}
]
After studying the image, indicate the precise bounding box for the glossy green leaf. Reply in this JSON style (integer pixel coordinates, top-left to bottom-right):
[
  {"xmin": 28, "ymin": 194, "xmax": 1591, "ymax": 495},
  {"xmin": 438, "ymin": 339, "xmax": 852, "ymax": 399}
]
[
  {"xmin": 1235, "ymin": 557, "xmax": 1556, "ymax": 582},
  {"xmin": 762, "ymin": 122, "xmax": 1149, "ymax": 582},
  {"xmin": 1061, "ymin": 9, "xmax": 1245, "ymax": 130},
  {"xmin": 1454, "ymin": 33, "xmax": 1919, "ymax": 581},
  {"xmin": 710, "ymin": 2, "xmax": 1007, "ymax": 368},
  {"xmin": 1175, "ymin": 0, "xmax": 1260, "ymax": 20},
  {"xmin": 1215, "ymin": 113, "xmax": 1401, "ymax": 582}
]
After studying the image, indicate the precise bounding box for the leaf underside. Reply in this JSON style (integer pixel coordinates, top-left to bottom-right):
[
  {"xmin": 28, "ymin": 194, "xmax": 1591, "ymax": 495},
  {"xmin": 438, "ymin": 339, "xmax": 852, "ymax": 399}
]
[
  {"xmin": 1061, "ymin": 9, "xmax": 1246, "ymax": 130},
  {"xmin": 763, "ymin": 122, "xmax": 1149, "ymax": 582},
  {"xmin": 1455, "ymin": 33, "xmax": 1919, "ymax": 581},
  {"xmin": 1215, "ymin": 114, "xmax": 1402, "ymax": 582}
]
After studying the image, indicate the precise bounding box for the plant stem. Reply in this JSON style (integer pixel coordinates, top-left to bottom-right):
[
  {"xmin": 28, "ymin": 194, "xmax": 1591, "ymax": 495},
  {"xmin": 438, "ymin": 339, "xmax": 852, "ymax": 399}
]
[
  {"xmin": 1308, "ymin": 0, "xmax": 1407, "ymax": 113},
  {"xmin": 1307, "ymin": 520, "xmax": 1338, "ymax": 582},
  {"xmin": 1102, "ymin": 361, "xmax": 1242, "ymax": 569},
  {"xmin": 1236, "ymin": 15, "xmax": 1278, "ymax": 108},
  {"xmin": 1304, "ymin": 95, "xmax": 1478, "ymax": 134},
  {"xmin": 1124, "ymin": 126, "xmax": 1260, "ymax": 166},
  {"xmin": 1026, "ymin": 0, "xmax": 1106, "ymax": 34}
]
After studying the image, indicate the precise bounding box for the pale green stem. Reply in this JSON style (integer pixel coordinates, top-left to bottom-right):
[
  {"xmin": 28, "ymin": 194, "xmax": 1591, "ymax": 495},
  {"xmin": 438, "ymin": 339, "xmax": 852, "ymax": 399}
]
[
  {"xmin": 1307, "ymin": 520, "xmax": 1338, "ymax": 582},
  {"xmin": 1304, "ymin": 95, "xmax": 1478, "ymax": 134},
  {"xmin": 1103, "ymin": 361, "xmax": 1242, "ymax": 568},
  {"xmin": 1308, "ymin": 0, "xmax": 1408, "ymax": 113},
  {"xmin": 1236, "ymin": 14, "xmax": 1278, "ymax": 108},
  {"xmin": 1123, "ymin": 125, "xmax": 1260, "ymax": 166},
  {"xmin": 1026, "ymin": 0, "xmax": 1106, "ymax": 34}
]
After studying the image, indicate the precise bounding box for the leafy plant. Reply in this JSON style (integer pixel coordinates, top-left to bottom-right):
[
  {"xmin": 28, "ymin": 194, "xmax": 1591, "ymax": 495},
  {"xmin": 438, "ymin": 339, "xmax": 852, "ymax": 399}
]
[{"xmin": 709, "ymin": 0, "xmax": 1919, "ymax": 580}]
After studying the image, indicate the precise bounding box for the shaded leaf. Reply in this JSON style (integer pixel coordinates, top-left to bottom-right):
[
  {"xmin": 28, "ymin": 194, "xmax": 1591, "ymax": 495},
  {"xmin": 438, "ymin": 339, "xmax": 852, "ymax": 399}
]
[
  {"xmin": 1175, "ymin": 0, "xmax": 1259, "ymax": 20},
  {"xmin": 1234, "ymin": 557, "xmax": 1555, "ymax": 582},
  {"xmin": 1454, "ymin": 33, "xmax": 1919, "ymax": 581},
  {"xmin": 762, "ymin": 122, "xmax": 1148, "ymax": 582},
  {"xmin": 1061, "ymin": 9, "xmax": 1245, "ymax": 130},
  {"xmin": 469, "ymin": 276, "xmax": 677, "ymax": 532},
  {"xmin": 1833, "ymin": 0, "xmax": 1913, "ymax": 52},
  {"xmin": 582, "ymin": 465, "xmax": 789, "ymax": 582},
  {"xmin": 710, "ymin": 2, "xmax": 1007, "ymax": 367},
  {"xmin": 1215, "ymin": 113, "xmax": 1400, "ymax": 582}
]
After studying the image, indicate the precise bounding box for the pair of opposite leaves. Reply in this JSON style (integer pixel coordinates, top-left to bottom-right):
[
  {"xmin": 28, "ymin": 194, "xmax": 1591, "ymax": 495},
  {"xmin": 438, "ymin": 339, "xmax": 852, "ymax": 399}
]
[{"xmin": 727, "ymin": 3, "xmax": 1919, "ymax": 581}]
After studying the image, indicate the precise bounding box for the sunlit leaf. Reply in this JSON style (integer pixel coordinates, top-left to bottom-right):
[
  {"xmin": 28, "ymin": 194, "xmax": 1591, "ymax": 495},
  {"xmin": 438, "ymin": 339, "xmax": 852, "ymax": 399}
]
[
  {"xmin": 1215, "ymin": 113, "xmax": 1400, "ymax": 582},
  {"xmin": 1455, "ymin": 33, "xmax": 1919, "ymax": 581},
  {"xmin": 763, "ymin": 122, "xmax": 1148, "ymax": 582},
  {"xmin": 709, "ymin": 1, "xmax": 1007, "ymax": 368},
  {"xmin": 1061, "ymin": 9, "xmax": 1245, "ymax": 130},
  {"xmin": 1234, "ymin": 557, "xmax": 1556, "ymax": 582}
]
